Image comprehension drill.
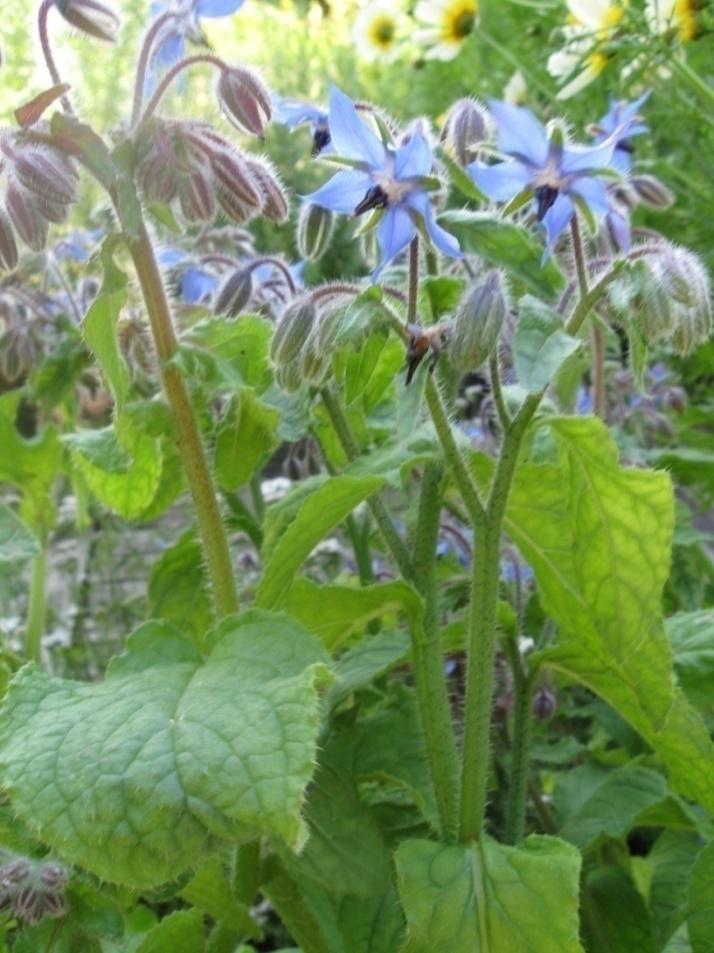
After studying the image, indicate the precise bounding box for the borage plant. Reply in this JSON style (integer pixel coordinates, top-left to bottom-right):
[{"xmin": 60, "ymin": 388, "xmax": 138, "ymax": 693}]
[{"xmin": 0, "ymin": 2, "xmax": 713, "ymax": 951}]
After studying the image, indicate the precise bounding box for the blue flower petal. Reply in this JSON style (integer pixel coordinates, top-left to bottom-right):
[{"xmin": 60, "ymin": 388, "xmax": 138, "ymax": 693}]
[
  {"xmin": 606, "ymin": 210, "xmax": 631, "ymax": 251},
  {"xmin": 181, "ymin": 266, "xmax": 219, "ymax": 304},
  {"xmin": 375, "ymin": 206, "xmax": 417, "ymax": 275},
  {"xmin": 151, "ymin": 31, "xmax": 185, "ymax": 69},
  {"xmin": 488, "ymin": 100, "xmax": 549, "ymax": 167},
  {"xmin": 407, "ymin": 192, "xmax": 462, "ymax": 259},
  {"xmin": 394, "ymin": 131, "xmax": 432, "ymax": 179},
  {"xmin": 304, "ymin": 169, "xmax": 372, "ymax": 214},
  {"xmin": 196, "ymin": 0, "xmax": 245, "ymax": 16},
  {"xmin": 569, "ymin": 176, "xmax": 610, "ymax": 217},
  {"xmin": 469, "ymin": 159, "xmax": 532, "ymax": 201},
  {"xmin": 542, "ymin": 193, "xmax": 574, "ymax": 248},
  {"xmin": 328, "ymin": 87, "xmax": 386, "ymax": 168},
  {"xmin": 561, "ymin": 137, "xmax": 616, "ymax": 175},
  {"xmin": 272, "ymin": 96, "xmax": 327, "ymax": 130}
]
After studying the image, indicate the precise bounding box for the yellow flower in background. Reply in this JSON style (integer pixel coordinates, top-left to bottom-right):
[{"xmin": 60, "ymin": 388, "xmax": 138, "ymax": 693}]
[
  {"xmin": 646, "ymin": 0, "xmax": 698, "ymax": 41},
  {"xmin": 548, "ymin": 0, "xmax": 628, "ymax": 99},
  {"xmin": 414, "ymin": 0, "xmax": 479, "ymax": 61},
  {"xmin": 353, "ymin": 1, "xmax": 409, "ymax": 63}
]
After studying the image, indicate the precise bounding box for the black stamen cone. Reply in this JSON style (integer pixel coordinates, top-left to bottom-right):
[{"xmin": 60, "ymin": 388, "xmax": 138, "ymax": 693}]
[
  {"xmin": 535, "ymin": 184, "xmax": 559, "ymax": 221},
  {"xmin": 312, "ymin": 129, "xmax": 332, "ymax": 157},
  {"xmin": 354, "ymin": 184, "xmax": 388, "ymax": 216}
]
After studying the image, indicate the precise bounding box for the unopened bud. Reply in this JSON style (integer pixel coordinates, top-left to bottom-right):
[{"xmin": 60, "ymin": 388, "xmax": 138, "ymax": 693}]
[
  {"xmin": 275, "ymin": 359, "xmax": 303, "ymax": 392},
  {"xmin": 218, "ymin": 67, "xmax": 272, "ymax": 138},
  {"xmin": 630, "ymin": 175, "xmax": 675, "ymax": 210},
  {"xmin": 0, "ymin": 327, "xmax": 35, "ymax": 390},
  {"xmin": 1, "ymin": 858, "xmax": 31, "ymax": 884},
  {"xmin": 41, "ymin": 891, "xmax": 66, "ymax": 918},
  {"xmin": 654, "ymin": 246, "xmax": 712, "ymax": 355},
  {"xmin": 297, "ymin": 202, "xmax": 335, "ymax": 261},
  {"xmin": 6, "ymin": 182, "xmax": 49, "ymax": 251},
  {"xmin": 13, "ymin": 885, "xmax": 43, "ymax": 923},
  {"xmin": 448, "ymin": 270, "xmax": 507, "ymax": 372},
  {"xmin": 214, "ymin": 268, "xmax": 253, "ymax": 317},
  {"xmin": 245, "ymin": 157, "xmax": 289, "ymax": 222},
  {"xmin": 14, "ymin": 148, "xmax": 78, "ymax": 206},
  {"xmin": 178, "ymin": 165, "xmax": 215, "ymax": 222},
  {"xmin": 56, "ymin": 0, "xmax": 120, "ymax": 41},
  {"xmin": 299, "ymin": 320, "xmax": 332, "ymax": 384},
  {"xmin": 39, "ymin": 862, "xmax": 68, "ymax": 890},
  {"xmin": 270, "ymin": 296, "xmax": 317, "ymax": 366},
  {"xmin": 443, "ymin": 97, "xmax": 490, "ymax": 166},
  {"xmin": 662, "ymin": 386, "xmax": 687, "ymax": 413},
  {"xmin": 0, "ymin": 210, "xmax": 18, "ymax": 271},
  {"xmin": 532, "ymin": 686, "xmax": 557, "ymax": 721},
  {"xmin": 209, "ymin": 148, "xmax": 263, "ymax": 220}
]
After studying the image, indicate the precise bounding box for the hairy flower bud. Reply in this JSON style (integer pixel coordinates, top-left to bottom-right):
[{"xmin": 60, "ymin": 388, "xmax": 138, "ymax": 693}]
[
  {"xmin": 245, "ymin": 157, "xmax": 289, "ymax": 222},
  {"xmin": 630, "ymin": 175, "xmax": 675, "ymax": 210},
  {"xmin": 653, "ymin": 246, "xmax": 712, "ymax": 355},
  {"xmin": 218, "ymin": 67, "xmax": 272, "ymax": 138},
  {"xmin": 270, "ymin": 296, "xmax": 317, "ymax": 367},
  {"xmin": 178, "ymin": 164, "xmax": 215, "ymax": 223},
  {"xmin": 209, "ymin": 148, "xmax": 263, "ymax": 220},
  {"xmin": 56, "ymin": 0, "xmax": 120, "ymax": 42},
  {"xmin": 14, "ymin": 147, "xmax": 78, "ymax": 206},
  {"xmin": 214, "ymin": 267, "xmax": 253, "ymax": 317},
  {"xmin": 0, "ymin": 858, "xmax": 32, "ymax": 885},
  {"xmin": 297, "ymin": 202, "xmax": 335, "ymax": 261},
  {"xmin": 39, "ymin": 862, "xmax": 68, "ymax": 890},
  {"xmin": 443, "ymin": 97, "xmax": 490, "ymax": 166},
  {"xmin": 448, "ymin": 270, "xmax": 507, "ymax": 372},
  {"xmin": 0, "ymin": 209, "xmax": 19, "ymax": 271},
  {"xmin": 532, "ymin": 686, "xmax": 557, "ymax": 721},
  {"xmin": 299, "ymin": 319, "xmax": 332, "ymax": 384},
  {"xmin": 0, "ymin": 326, "xmax": 36, "ymax": 391},
  {"xmin": 13, "ymin": 885, "xmax": 43, "ymax": 924},
  {"xmin": 6, "ymin": 182, "xmax": 49, "ymax": 251}
]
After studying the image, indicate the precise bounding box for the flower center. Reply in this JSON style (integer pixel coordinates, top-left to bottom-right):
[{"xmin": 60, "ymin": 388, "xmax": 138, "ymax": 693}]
[
  {"xmin": 311, "ymin": 127, "xmax": 331, "ymax": 157},
  {"xmin": 445, "ymin": 2, "xmax": 478, "ymax": 41},
  {"xmin": 354, "ymin": 184, "xmax": 389, "ymax": 216},
  {"xmin": 674, "ymin": 0, "xmax": 697, "ymax": 40},
  {"xmin": 534, "ymin": 184, "xmax": 560, "ymax": 220},
  {"xmin": 370, "ymin": 15, "xmax": 397, "ymax": 48}
]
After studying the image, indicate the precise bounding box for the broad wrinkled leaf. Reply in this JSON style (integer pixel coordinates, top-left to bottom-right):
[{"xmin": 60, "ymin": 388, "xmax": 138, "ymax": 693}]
[
  {"xmin": 256, "ymin": 475, "xmax": 384, "ymax": 608},
  {"xmin": 0, "ymin": 501, "xmax": 40, "ymax": 563},
  {"xmin": 0, "ymin": 611, "xmax": 331, "ymax": 886},
  {"xmin": 553, "ymin": 763, "xmax": 667, "ymax": 848},
  {"xmin": 438, "ymin": 210, "xmax": 564, "ymax": 298},
  {"xmin": 666, "ymin": 610, "xmax": 714, "ymax": 711},
  {"xmin": 649, "ymin": 831, "xmax": 700, "ymax": 946},
  {"xmin": 688, "ymin": 840, "xmax": 714, "ymax": 953},
  {"xmin": 329, "ymin": 629, "xmax": 410, "ymax": 703},
  {"xmin": 148, "ymin": 530, "xmax": 212, "ymax": 642},
  {"xmin": 513, "ymin": 295, "xmax": 581, "ymax": 393},
  {"xmin": 344, "ymin": 430, "xmax": 440, "ymax": 489},
  {"xmin": 285, "ymin": 577, "xmax": 422, "ymax": 650},
  {"xmin": 395, "ymin": 835, "xmax": 584, "ymax": 953},
  {"xmin": 583, "ymin": 866, "xmax": 657, "ymax": 953},
  {"xmin": 135, "ymin": 909, "xmax": 205, "ymax": 953},
  {"xmin": 215, "ymin": 388, "xmax": 279, "ymax": 490},
  {"xmin": 180, "ymin": 314, "xmax": 272, "ymax": 392},
  {"xmin": 82, "ymin": 236, "xmax": 130, "ymax": 410}
]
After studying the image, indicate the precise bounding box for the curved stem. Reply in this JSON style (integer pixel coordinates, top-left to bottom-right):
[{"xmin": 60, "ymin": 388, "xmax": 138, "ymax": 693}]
[
  {"xmin": 128, "ymin": 219, "xmax": 238, "ymax": 618},
  {"xmin": 138, "ymin": 53, "xmax": 226, "ymax": 126},
  {"xmin": 570, "ymin": 214, "xmax": 589, "ymax": 300},
  {"xmin": 25, "ymin": 548, "xmax": 47, "ymax": 664},
  {"xmin": 131, "ymin": 11, "xmax": 179, "ymax": 126},
  {"xmin": 38, "ymin": 0, "xmax": 73, "ymax": 113},
  {"xmin": 412, "ymin": 463, "xmax": 461, "ymax": 841}
]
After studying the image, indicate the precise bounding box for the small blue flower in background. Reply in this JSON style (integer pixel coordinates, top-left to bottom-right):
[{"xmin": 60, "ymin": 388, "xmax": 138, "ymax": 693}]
[
  {"xmin": 591, "ymin": 92, "xmax": 649, "ymax": 174},
  {"xmin": 305, "ymin": 87, "xmax": 461, "ymax": 277},
  {"xmin": 54, "ymin": 228, "xmax": 104, "ymax": 262},
  {"xmin": 148, "ymin": 0, "xmax": 245, "ymax": 80},
  {"xmin": 181, "ymin": 266, "xmax": 219, "ymax": 304},
  {"xmin": 470, "ymin": 100, "xmax": 625, "ymax": 252},
  {"xmin": 271, "ymin": 95, "xmax": 332, "ymax": 156}
]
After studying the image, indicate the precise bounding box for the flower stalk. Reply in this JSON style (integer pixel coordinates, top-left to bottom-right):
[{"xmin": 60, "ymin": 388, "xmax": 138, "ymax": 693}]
[{"xmin": 25, "ymin": 547, "xmax": 47, "ymax": 664}]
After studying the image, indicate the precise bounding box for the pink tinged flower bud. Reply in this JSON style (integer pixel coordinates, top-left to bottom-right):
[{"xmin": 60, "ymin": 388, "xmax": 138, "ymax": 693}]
[
  {"xmin": 14, "ymin": 147, "xmax": 78, "ymax": 205},
  {"xmin": 449, "ymin": 270, "xmax": 508, "ymax": 372},
  {"xmin": 56, "ymin": 0, "xmax": 120, "ymax": 42},
  {"xmin": 0, "ymin": 210, "xmax": 19, "ymax": 271},
  {"xmin": 444, "ymin": 97, "xmax": 490, "ymax": 166},
  {"xmin": 270, "ymin": 296, "xmax": 317, "ymax": 366},
  {"xmin": 214, "ymin": 267, "xmax": 253, "ymax": 316},
  {"xmin": 218, "ymin": 67, "xmax": 272, "ymax": 138},
  {"xmin": 246, "ymin": 157, "xmax": 288, "ymax": 222},
  {"xmin": 40, "ymin": 891, "xmax": 66, "ymax": 918},
  {"xmin": 13, "ymin": 884, "xmax": 43, "ymax": 923},
  {"xmin": 209, "ymin": 148, "xmax": 263, "ymax": 214},
  {"xmin": 532, "ymin": 686, "xmax": 557, "ymax": 721},
  {"xmin": 39, "ymin": 862, "xmax": 68, "ymax": 890},
  {"xmin": 630, "ymin": 175, "xmax": 675, "ymax": 210},
  {"xmin": 178, "ymin": 165, "xmax": 215, "ymax": 222},
  {"xmin": 0, "ymin": 858, "xmax": 32, "ymax": 884},
  {"xmin": 297, "ymin": 202, "xmax": 335, "ymax": 261},
  {"xmin": 6, "ymin": 182, "xmax": 49, "ymax": 251}
]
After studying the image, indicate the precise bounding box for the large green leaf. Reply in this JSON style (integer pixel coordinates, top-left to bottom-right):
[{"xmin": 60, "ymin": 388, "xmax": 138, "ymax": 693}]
[
  {"xmin": 688, "ymin": 840, "xmax": 714, "ymax": 953},
  {"xmin": 215, "ymin": 388, "xmax": 279, "ymax": 490},
  {"xmin": 82, "ymin": 236, "xmax": 130, "ymax": 410},
  {"xmin": 649, "ymin": 831, "xmax": 700, "ymax": 946},
  {"xmin": 582, "ymin": 866, "xmax": 657, "ymax": 953},
  {"xmin": 437, "ymin": 210, "xmax": 564, "ymax": 298},
  {"xmin": 148, "ymin": 530, "xmax": 213, "ymax": 642},
  {"xmin": 395, "ymin": 835, "xmax": 584, "ymax": 952},
  {"xmin": 179, "ymin": 314, "xmax": 272, "ymax": 393},
  {"xmin": 0, "ymin": 501, "xmax": 40, "ymax": 563},
  {"xmin": 256, "ymin": 475, "xmax": 384, "ymax": 608},
  {"xmin": 135, "ymin": 909, "xmax": 205, "ymax": 953},
  {"xmin": 180, "ymin": 855, "xmax": 260, "ymax": 937},
  {"xmin": 0, "ymin": 611, "xmax": 331, "ymax": 887},
  {"xmin": 666, "ymin": 610, "xmax": 714, "ymax": 711},
  {"xmin": 513, "ymin": 296, "xmax": 581, "ymax": 393}
]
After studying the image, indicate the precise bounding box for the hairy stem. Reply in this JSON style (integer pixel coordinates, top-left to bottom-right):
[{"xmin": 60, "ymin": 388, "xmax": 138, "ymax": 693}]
[
  {"xmin": 128, "ymin": 220, "xmax": 238, "ymax": 618},
  {"xmin": 570, "ymin": 214, "xmax": 589, "ymax": 300},
  {"xmin": 459, "ymin": 393, "xmax": 540, "ymax": 842},
  {"xmin": 489, "ymin": 352, "xmax": 512, "ymax": 431},
  {"xmin": 407, "ymin": 237, "xmax": 420, "ymax": 325},
  {"xmin": 320, "ymin": 388, "xmax": 413, "ymax": 580},
  {"xmin": 131, "ymin": 11, "xmax": 178, "ymax": 126},
  {"xmin": 25, "ymin": 548, "xmax": 47, "ymax": 664},
  {"xmin": 138, "ymin": 53, "xmax": 226, "ymax": 126},
  {"xmin": 412, "ymin": 463, "xmax": 461, "ymax": 841},
  {"xmin": 38, "ymin": 0, "xmax": 73, "ymax": 113},
  {"xmin": 592, "ymin": 322, "xmax": 606, "ymax": 419},
  {"xmin": 504, "ymin": 641, "xmax": 534, "ymax": 844}
]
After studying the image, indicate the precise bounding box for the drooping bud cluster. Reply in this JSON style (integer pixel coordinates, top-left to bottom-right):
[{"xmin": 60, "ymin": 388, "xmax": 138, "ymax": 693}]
[
  {"xmin": 296, "ymin": 202, "xmax": 335, "ymax": 261},
  {"xmin": 218, "ymin": 68, "xmax": 272, "ymax": 139},
  {"xmin": 214, "ymin": 267, "xmax": 254, "ymax": 317},
  {"xmin": 0, "ymin": 130, "xmax": 79, "ymax": 268},
  {"xmin": 0, "ymin": 855, "xmax": 69, "ymax": 925},
  {"xmin": 532, "ymin": 686, "xmax": 557, "ymax": 721},
  {"xmin": 441, "ymin": 98, "xmax": 490, "ymax": 167},
  {"xmin": 448, "ymin": 270, "xmax": 508, "ymax": 372},
  {"xmin": 55, "ymin": 0, "xmax": 120, "ymax": 43},
  {"xmin": 134, "ymin": 119, "xmax": 288, "ymax": 227},
  {"xmin": 0, "ymin": 323, "xmax": 38, "ymax": 393}
]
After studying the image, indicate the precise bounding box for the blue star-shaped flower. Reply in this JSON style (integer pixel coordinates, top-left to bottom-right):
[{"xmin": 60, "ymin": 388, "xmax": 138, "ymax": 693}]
[
  {"xmin": 271, "ymin": 95, "xmax": 332, "ymax": 156},
  {"xmin": 591, "ymin": 91, "xmax": 650, "ymax": 174},
  {"xmin": 470, "ymin": 100, "xmax": 624, "ymax": 251},
  {"xmin": 304, "ymin": 87, "xmax": 461, "ymax": 278},
  {"xmin": 149, "ymin": 0, "xmax": 245, "ymax": 76}
]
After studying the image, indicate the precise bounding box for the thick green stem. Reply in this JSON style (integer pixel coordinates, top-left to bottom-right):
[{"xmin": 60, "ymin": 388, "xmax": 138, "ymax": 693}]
[
  {"xmin": 346, "ymin": 513, "xmax": 375, "ymax": 586},
  {"xmin": 25, "ymin": 548, "xmax": 47, "ymax": 664},
  {"xmin": 425, "ymin": 376, "xmax": 486, "ymax": 527},
  {"xmin": 407, "ymin": 237, "xmax": 420, "ymax": 325},
  {"xmin": 128, "ymin": 221, "xmax": 238, "ymax": 618},
  {"xmin": 504, "ymin": 641, "xmax": 534, "ymax": 844},
  {"xmin": 592, "ymin": 323, "xmax": 606, "ymax": 419},
  {"xmin": 489, "ymin": 353, "xmax": 512, "ymax": 431},
  {"xmin": 320, "ymin": 388, "xmax": 413, "ymax": 580},
  {"xmin": 412, "ymin": 463, "xmax": 461, "ymax": 841},
  {"xmin": 459, "ymin": 393, "xmax": 540, "ymax": 842}
]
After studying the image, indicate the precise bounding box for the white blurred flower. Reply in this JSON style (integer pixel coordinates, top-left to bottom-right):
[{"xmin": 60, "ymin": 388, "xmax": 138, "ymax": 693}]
[
  {"xmin": 353, "ymin": 1, "xmax": 409, "ymax": 63},
  {"xmin": 645, "ymin": 0, "xmax": 697, "ymax": 41},
  {"xmin": 414, "ymin": 0, "xmax": 479, "ymax": 61},
  {"xmin": 504, "ymin": 70, "xmax": 527, "ymax": 104},
  {"xmin": 548, "ymin": 0, "xmax": 627, "ymax": 99}
]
